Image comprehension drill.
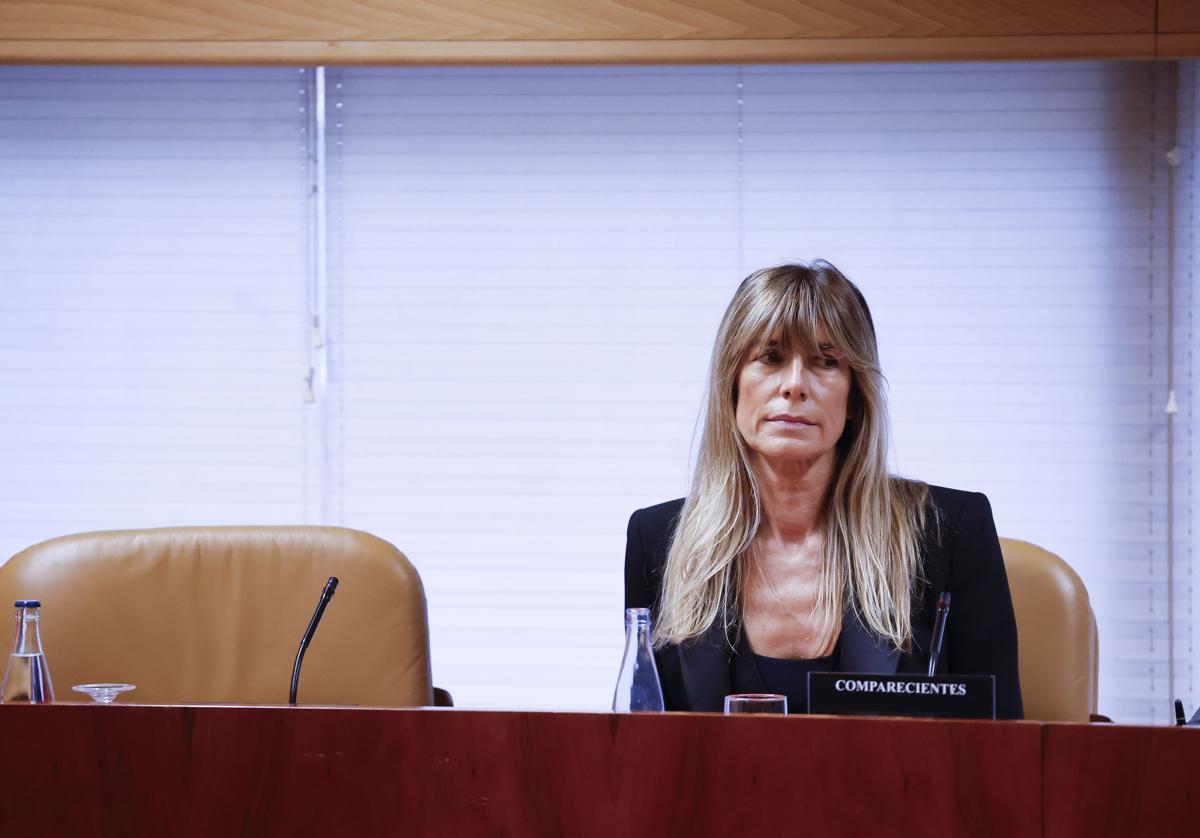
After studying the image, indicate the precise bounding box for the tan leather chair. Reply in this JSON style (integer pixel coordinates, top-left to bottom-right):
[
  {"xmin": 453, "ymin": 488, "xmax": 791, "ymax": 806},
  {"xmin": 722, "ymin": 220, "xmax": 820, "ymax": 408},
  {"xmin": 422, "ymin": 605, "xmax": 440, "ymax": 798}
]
[
  {"xmin": 0, "ymin": 526, "xmax": 433, "ymax": 707},
  {"xmin": 1000, "ymin": 537, "xmax": 1099, "ymax": 722}
]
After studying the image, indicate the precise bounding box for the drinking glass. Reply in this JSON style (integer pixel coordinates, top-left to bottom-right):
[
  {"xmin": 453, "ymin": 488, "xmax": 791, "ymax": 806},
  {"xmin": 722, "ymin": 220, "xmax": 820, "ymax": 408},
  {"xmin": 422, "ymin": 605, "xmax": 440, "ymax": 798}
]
[
  {"xmin": 72, "ymin": 683, "xmax": 136, "ymax": 704},
  {"xmin": 724, "ymin": 693, "xmax": 788, "ymax": 714}
]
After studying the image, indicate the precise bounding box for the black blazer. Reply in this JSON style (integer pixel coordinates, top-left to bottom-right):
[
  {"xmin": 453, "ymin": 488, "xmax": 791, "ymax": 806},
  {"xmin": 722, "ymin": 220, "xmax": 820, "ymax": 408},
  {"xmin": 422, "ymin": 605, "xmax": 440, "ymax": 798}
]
[{"xmin": 624, "ymin": 485, "xmax": 1024, "ymax": 719}]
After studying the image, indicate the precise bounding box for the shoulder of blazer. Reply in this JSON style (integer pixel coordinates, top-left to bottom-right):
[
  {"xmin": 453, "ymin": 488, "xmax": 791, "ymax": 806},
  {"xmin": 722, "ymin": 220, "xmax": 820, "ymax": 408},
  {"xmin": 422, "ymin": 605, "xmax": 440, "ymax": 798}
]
[
  {"xmin": 636, "ymin": 488, "xmax": 980, "ymax": 564},
  {"xmin": 632, "ymin": 487, "xmax": 988, "ymax": 610},
  {"xmin": 925, "ymin": 483, "xmax": 977, "ymax": 518},
  {"xmin": 923, "ymin": 483, "xmax": 983, "ymax": 543},
  {"xmin": 630, "ymin": 497, "xmax": 685, "ymax": 580},
  {"xmin": 638, "ymin": 488, "xmax": 978, "ymax": 551},
  {"xmin": 919, "ymin": 483, "xmax": 993, "ymax": 585},
  {"xmin": 633, "ymin": 498, "xmax": 686, "ymax": 537}
]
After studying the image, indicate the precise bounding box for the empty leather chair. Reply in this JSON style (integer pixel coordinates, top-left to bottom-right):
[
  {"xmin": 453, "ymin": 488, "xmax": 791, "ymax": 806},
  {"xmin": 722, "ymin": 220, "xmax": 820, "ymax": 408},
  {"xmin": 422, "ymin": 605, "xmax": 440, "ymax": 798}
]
[
  {"xmin": 1000, "ymin": 537, "xmax": 1099, "ymax": 722},
  {"xmin": 0, "ymin": 526, "xmax": 433, "ymax": 707}
]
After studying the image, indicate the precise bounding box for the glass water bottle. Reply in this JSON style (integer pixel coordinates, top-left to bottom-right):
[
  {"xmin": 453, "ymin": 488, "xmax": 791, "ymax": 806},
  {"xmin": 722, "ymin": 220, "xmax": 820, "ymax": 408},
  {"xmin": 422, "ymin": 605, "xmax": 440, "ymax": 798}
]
[
  {"xmin": 612, "ymin": 607, "xmax": 664, "ymax": 712},
  {"xmin": 1, "ymin": 600, "xmax": 54, "ymax": 703}
]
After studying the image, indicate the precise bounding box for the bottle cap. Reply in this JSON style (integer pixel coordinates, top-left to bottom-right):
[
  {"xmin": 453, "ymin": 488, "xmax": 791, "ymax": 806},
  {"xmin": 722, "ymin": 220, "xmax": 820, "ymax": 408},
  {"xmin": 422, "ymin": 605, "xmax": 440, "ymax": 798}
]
[{"xmin": 14, "ymin": 600, "xmax": 41, "ymax": 608}]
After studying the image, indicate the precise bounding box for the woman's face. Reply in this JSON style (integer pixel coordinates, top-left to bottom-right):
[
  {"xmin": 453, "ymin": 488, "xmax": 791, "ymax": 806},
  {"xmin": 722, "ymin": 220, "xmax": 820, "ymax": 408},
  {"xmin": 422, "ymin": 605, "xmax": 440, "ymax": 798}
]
[{"xmin": 734, "ymin": 333, "xmax": 853, "ymax": 470}]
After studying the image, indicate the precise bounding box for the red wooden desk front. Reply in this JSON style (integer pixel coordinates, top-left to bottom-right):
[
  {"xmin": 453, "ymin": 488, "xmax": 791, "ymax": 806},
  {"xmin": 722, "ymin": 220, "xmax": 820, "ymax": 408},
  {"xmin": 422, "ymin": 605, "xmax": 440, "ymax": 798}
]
[
  {"xmin": 1043, "ymin": 722, "xmax": 1199, "ymax": 837},
  {"xmin": 1, "ymin": 704, "xmax": 1195, "ymax": 837},
  {"xmin": 0, "ymin": 704, "xmax": 1039, "ymax": 837}
]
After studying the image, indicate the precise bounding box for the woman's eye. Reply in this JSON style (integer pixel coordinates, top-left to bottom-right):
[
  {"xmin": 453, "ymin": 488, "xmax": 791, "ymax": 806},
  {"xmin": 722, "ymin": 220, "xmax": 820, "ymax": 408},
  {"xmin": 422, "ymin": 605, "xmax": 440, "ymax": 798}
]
[
  {"xmin": 761, "ymin": 349, "xmax": 782, "ymax": 364},
  {"xmin": 817, "ymin": 355, "xmax": 839, "ymax": 368}
]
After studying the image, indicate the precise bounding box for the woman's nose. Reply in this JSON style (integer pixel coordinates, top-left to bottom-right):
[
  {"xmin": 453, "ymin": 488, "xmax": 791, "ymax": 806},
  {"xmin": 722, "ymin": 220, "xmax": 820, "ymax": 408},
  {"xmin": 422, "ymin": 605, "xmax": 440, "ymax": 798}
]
[{"xmin": 780, "ymin": 357, "xmax": 809, "ymax": 400}]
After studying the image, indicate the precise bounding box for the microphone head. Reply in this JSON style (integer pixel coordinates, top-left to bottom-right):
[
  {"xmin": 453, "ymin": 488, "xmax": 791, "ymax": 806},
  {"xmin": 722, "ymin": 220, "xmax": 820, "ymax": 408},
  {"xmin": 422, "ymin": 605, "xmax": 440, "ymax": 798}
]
[{"xmin": 324, "ymin": 576, "xmax": 339, "ymax": 596}]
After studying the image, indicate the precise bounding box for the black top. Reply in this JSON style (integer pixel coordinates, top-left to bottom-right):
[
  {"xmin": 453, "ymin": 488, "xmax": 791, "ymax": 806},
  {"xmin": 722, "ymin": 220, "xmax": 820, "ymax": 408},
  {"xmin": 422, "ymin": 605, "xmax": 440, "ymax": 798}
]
[
  {"xmin": 624, "ymin": 484, "xmax": 1024, "ymax": 719},
  {"xmin": 731, "ymin": 645, "xmax": 835, "ymax": 715}
]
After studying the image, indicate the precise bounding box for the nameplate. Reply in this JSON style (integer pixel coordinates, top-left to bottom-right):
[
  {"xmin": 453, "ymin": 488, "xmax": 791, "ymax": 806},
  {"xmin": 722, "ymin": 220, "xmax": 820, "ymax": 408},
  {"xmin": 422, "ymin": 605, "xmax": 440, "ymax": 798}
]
[{"xmin": 807, "ymin": 673, "xmax": 996, "ymax": 720}]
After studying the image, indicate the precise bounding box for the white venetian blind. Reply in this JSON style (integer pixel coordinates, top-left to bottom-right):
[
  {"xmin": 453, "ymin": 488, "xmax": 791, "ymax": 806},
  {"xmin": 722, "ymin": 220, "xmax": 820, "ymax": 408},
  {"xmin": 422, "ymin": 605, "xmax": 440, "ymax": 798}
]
[
  {"xmin": 0, "ymin": 66, "xmax": 316, "ymax": 561},
  {"xmin": 1, "ymin": 61, "xmax": 1191, "ymax": 723},
  {"xmin": 328, "ymin": 62, "xmax": 1181, "ymax": 721},
  {"xmin": 738, "ymin": 62, "xmax": 1173, "ymax": 724},
  {"xmin": 325, "ymin": 66, "xmax": 740, "ymax": 709}
]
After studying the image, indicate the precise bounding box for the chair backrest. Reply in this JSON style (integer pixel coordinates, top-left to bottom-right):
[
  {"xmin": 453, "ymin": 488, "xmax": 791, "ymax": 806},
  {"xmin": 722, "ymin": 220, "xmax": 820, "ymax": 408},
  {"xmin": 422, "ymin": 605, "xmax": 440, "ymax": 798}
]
[
  {"xmin": 999, "ymin": 537, "xmax": 1098, "ymax": 721},
  {"xmin": 0, "ymin": 526, "xmax": 432, "ymax": 707}
]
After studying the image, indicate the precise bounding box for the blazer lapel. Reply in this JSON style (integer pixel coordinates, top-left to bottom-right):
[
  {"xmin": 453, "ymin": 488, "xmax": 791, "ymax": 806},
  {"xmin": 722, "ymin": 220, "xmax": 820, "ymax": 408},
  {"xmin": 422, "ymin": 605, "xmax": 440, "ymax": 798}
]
[
  {"xmin": 838, "ymin": 610, "xmax": 901, "ymax": 674},
  {"xmin": 675, "ymin": 620, "xmax": 733, "ymax": 712}
]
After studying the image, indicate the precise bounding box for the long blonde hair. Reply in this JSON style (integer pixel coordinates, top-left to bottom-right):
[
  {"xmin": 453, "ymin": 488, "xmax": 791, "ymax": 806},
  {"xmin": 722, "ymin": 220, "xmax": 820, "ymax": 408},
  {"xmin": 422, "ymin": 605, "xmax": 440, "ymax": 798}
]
[{"xmin": 654, "ymin": 262, "xmax": 929, "ymax": 652}]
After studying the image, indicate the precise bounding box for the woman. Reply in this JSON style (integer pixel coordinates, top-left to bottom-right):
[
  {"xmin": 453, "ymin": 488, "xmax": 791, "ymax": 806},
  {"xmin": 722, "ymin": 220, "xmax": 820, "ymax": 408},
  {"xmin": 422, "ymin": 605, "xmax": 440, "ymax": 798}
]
[{"xmin": 624, "ymin": 262, "xmax": 1023, "ymax": 719}]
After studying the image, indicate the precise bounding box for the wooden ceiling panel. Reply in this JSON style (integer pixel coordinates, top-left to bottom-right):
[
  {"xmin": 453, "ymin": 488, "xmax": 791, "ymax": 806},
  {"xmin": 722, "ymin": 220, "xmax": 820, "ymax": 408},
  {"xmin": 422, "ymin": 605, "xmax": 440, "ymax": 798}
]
[
  {"xmin": 1159, "ymin": 0, "xmax": 1200, "ymax": 33},
  {"xmin": 0, "ymin": 0, "xmax": 1156, "ymax": 42},
  {"xmin": 0, "ymin": 0, "xmax": 1172, "ymax": 63}
]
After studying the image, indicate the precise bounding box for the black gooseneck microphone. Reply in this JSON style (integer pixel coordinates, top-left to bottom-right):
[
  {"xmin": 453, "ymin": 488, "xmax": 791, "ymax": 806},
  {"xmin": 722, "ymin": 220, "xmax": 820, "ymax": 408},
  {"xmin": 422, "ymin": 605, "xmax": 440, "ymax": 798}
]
[
  {"xmin": 927, "ymin": 591, "xmax": 951, "ymax": 677},
  {"xmin": 289, "ymin": 576, "xmax": 339, "ymax": 706}
]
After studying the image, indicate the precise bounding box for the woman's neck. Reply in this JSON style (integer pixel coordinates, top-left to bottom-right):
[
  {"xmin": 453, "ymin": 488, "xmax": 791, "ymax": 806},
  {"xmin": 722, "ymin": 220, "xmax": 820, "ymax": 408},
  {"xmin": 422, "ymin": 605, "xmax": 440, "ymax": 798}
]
[{"xmin": 750, "ymin": 452, "xmax": 835, "ymax": 545}]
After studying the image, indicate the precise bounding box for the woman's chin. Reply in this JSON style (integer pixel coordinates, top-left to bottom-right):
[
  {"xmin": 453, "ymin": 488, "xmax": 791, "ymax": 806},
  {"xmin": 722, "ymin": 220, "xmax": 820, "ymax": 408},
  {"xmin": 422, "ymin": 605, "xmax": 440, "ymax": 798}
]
[{"xmin": 753, "ymin": 443, "xmax": 836, "ymax": 468}]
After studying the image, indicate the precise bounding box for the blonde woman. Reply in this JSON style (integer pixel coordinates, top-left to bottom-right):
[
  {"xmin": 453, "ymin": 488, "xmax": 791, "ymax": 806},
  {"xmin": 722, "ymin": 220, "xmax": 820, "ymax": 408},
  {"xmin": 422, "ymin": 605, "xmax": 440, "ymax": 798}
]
[{"xmin": 624, "ymin": 262, "xmax": 1023, "ymax": 718}]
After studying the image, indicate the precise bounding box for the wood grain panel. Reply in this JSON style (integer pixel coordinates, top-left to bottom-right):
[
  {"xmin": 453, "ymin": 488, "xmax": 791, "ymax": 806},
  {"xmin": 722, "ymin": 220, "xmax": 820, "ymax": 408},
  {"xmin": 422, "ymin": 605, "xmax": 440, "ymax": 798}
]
[
  {"xmin": 0, "ymin": 34, "xmax": 1158, "ymax": 65},
  {"xmin": 1043, "ymin": 723, "xmax": 1200, "ymax": 838},
  {"xmin": 1158, "ymin": 32, "xmax": 1200, "ymax": 57},
  {"xmin": 1159, "ymin": 0, "xmax": 1200, "ymax": 33},
  {"xmin": 0, "ymin": 704, "xmax": 1042, "ymax": 837},
  {"xmin": 0, "ymin": 0, "xmax": 1155, "ymax": 42}
]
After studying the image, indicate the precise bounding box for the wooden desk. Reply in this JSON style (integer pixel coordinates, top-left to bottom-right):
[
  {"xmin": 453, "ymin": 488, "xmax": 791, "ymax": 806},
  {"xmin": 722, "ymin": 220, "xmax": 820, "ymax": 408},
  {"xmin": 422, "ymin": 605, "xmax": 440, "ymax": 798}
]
[
  {"xmin": 1043, "ymin": 723, "xmax": 1199, "ymax": 838},
  {"xmin": 0, "ymin": 704, "xmax": 1194, "ymax": 837}
]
